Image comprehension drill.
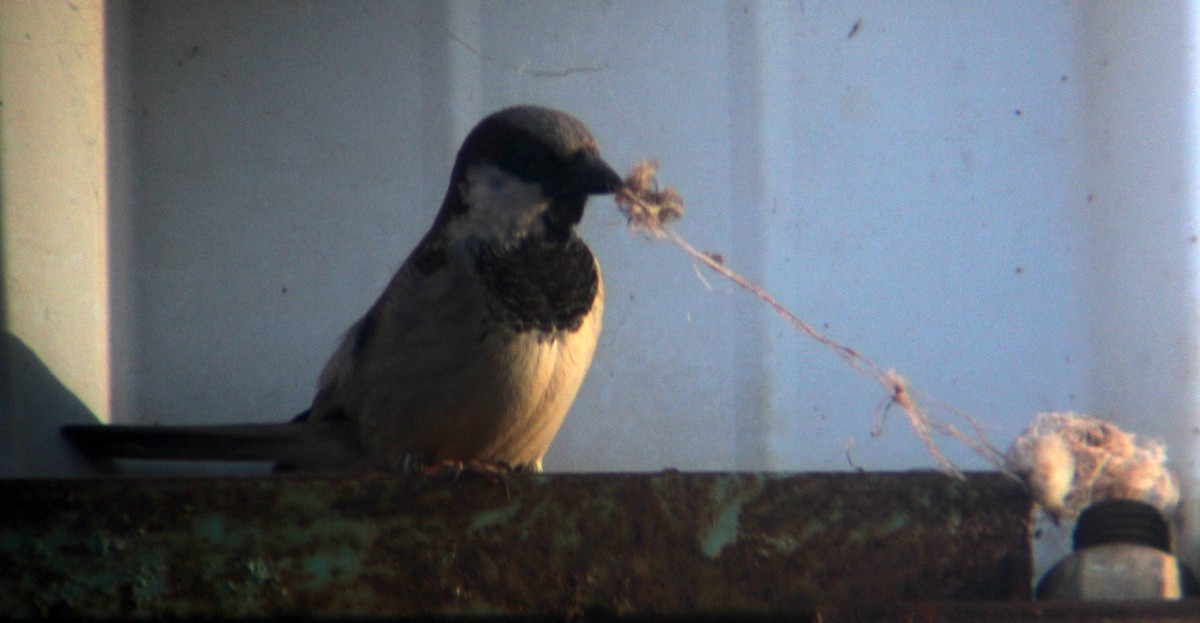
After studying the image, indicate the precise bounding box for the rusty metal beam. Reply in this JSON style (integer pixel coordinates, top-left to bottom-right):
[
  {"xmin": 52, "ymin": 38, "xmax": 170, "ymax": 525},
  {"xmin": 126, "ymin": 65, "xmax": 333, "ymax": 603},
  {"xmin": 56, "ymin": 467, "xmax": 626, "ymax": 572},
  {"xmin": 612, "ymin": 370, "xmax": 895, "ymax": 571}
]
[
  {"xmin": 0, "ymin": 472, "xmax": 1030, "ymax": 619},
  {"xmin": 876, "ymin": 600, "xmax": 1200, "ymax": 622}
]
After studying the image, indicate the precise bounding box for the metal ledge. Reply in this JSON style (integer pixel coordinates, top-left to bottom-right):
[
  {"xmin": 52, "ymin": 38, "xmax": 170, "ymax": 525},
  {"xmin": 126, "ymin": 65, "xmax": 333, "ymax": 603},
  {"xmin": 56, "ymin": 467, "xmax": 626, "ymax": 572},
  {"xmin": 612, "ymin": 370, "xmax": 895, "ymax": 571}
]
[{"xmin": 0, "ymin": 472, "xmax": 1030, "ymax": 619}]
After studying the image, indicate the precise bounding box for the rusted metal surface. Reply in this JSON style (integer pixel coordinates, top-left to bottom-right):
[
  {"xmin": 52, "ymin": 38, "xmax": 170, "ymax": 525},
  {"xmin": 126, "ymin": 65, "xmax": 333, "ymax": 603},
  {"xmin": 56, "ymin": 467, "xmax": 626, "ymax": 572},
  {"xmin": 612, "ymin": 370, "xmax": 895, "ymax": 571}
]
[
  {"xmin": 877, "ymin": 600, "xmax": 1200, "ymax": 622},
  {"xmin": 0, "ymin": 472, "xmax": 1030, "ymax": 619}
]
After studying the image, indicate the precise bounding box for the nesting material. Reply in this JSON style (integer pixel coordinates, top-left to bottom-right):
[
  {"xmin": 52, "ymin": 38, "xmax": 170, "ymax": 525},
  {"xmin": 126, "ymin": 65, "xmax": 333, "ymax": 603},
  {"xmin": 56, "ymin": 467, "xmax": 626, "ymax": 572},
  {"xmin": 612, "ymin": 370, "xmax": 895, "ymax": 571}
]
[
  {"xmin": 612, "ymin": 160, "xmax": 1010, "ymax": 478},
  {"xmin": 612, "ymin": 161, "xmax": 1180, "ymax": 511},
  {"xmin": 1005, "ymin": 412, "xmax": 1179, "ymax": 521},
  {"xmin": 615, "ymin": 160, "xmax": 684, "ymax": 233}
]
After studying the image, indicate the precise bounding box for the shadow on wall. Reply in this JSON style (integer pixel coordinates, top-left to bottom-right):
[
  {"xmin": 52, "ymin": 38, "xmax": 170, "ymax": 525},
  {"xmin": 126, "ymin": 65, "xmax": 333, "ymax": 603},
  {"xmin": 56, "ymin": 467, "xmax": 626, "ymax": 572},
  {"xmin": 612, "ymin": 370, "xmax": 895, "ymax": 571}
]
[{"xmin": 0, "ymin": 332, "xmax": 102, "ymax": 476}]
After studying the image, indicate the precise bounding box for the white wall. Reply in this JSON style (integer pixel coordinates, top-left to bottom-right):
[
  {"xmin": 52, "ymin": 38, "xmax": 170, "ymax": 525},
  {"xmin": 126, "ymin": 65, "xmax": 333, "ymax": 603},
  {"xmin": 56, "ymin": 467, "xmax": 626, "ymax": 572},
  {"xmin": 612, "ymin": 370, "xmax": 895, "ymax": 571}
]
[
  {"xmin": 0, "ymin": 0, "xmax": 111, "ymax": 475},
  {"xmin": 3, "ymin": 0, "xmax": 1199, "ymax": 572}
]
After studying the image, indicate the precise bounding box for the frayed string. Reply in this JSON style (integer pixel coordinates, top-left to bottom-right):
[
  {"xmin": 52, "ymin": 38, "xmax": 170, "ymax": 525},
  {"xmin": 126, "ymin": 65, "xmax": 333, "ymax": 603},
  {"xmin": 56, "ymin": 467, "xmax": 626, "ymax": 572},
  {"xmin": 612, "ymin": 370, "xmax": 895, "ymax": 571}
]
[{"xmin": 615, "ymin": 160, "xmax": 1011, "ymax": 479}]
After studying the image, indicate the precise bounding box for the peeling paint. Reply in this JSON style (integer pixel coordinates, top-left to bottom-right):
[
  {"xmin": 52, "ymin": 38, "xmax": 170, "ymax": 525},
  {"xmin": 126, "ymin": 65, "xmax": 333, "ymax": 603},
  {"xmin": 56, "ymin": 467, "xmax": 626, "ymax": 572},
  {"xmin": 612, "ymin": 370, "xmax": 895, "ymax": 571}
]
[{"xmin": 699, "ymin": 475, "xmax": 765, "ymax": 558}]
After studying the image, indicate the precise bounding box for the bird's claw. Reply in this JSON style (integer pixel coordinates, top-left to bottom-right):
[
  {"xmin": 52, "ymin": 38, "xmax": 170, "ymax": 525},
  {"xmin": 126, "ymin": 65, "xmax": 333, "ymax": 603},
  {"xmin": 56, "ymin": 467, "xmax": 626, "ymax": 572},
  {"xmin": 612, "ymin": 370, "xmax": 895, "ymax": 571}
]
[{"xmin": 421, "ymin": 459, "xmax": 516, "ymax": 496}]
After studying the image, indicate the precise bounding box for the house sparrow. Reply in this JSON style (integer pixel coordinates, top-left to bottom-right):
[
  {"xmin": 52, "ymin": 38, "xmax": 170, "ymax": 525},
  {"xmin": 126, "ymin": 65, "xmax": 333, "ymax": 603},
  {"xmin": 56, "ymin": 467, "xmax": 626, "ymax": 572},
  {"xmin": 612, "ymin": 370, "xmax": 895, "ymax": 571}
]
[{"xmin": 63, "ymin": 105, "xmax": 620, "ymax": 473}]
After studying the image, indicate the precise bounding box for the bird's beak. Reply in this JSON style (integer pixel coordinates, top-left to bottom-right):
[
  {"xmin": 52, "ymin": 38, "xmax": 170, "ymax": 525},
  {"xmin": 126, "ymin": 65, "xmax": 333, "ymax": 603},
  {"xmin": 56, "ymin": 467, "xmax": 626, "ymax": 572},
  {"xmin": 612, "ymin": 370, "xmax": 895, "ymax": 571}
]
[
  {"xmin": 541, "ymin": 153, "xmax": 622, "ymax": 231},
  {"xmin": 553, "ymin": 152, "xmax": 623, "ymax": 198}
]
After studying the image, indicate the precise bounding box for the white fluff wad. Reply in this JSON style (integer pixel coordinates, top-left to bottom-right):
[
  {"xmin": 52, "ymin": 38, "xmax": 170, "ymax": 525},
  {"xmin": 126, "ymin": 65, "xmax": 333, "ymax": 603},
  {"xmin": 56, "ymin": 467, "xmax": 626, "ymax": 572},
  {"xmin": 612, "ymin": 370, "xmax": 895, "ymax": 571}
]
[{"xmin": 1005, "ymin": 412, "xmax": 1179, "ymax": 521}]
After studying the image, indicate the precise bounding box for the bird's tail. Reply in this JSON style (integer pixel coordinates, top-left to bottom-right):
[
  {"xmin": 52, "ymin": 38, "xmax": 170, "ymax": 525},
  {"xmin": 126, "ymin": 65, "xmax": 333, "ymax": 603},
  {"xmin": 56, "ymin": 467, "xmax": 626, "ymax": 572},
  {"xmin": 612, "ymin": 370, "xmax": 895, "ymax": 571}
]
[{"xmin": 61, "ymin": 420, "xmax": 370, "ymax": 471}]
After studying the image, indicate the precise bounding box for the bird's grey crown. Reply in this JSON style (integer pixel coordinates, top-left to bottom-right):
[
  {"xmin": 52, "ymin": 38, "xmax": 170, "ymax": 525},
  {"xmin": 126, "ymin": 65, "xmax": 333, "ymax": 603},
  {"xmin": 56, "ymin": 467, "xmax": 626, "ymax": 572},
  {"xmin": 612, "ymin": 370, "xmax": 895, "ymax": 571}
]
[
  {"xmin": 486, "ymin": 105, "xmax": 599, "ymax": 160},
  {"xmin": 454, "ymin": 106, "xmax": 603, "ymax": 191}
]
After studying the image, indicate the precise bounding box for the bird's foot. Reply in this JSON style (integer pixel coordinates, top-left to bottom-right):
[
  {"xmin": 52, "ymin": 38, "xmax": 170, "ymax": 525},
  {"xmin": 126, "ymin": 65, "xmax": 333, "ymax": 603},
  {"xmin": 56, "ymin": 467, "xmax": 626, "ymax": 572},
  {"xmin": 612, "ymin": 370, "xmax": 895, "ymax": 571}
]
[
  {"xmin": 421, "ymin": 459, "xmax": 515, "ymax": 478},
  {"xmin": 421, "ymin": 459, "xmax": 516, "ymax": 495}
]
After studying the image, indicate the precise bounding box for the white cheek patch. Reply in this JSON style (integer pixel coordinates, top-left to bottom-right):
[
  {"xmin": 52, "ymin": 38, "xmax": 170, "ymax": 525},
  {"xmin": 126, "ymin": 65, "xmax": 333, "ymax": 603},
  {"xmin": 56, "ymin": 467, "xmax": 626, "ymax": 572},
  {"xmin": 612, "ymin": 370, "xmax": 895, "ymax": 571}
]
[{"xmin": 454, "ymin": 163, "xmax": 549, "ymax": 241}]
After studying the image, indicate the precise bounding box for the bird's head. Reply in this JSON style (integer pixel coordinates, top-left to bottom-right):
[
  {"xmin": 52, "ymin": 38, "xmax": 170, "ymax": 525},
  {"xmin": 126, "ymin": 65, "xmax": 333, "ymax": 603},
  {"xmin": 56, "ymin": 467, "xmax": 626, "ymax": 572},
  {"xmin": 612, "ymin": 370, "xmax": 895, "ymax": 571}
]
[{"xmin": 437, "ymin": 106, "xmax": 622, "ymax": 243}]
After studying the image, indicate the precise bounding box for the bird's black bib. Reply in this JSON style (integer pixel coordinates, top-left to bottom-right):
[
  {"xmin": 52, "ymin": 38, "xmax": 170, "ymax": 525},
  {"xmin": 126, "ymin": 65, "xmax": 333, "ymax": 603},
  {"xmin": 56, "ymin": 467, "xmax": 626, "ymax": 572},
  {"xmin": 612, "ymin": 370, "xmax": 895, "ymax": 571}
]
[{"xmin": 475, "ymin": 235, "xmax": 598, "ymax": 334}]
